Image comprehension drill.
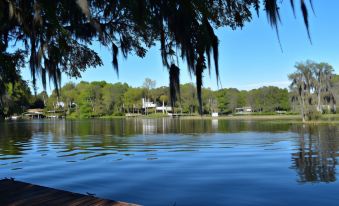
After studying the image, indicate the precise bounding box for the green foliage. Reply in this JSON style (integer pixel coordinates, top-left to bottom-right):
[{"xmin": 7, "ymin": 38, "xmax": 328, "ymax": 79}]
[
  {"xmin": 248, "ymin": 87, "xmax": 290, "ymax": 112},
  {"xmin": 180, "ymin": 83, "xmax": 198, "ymax": 114},
  {"xmin": 289, "ymin": 60, "xmax": 335, "ymax": 121},
  {"xmin": 124, "ymin": 87, "xmax": 144, "ymax": 113},
  {"xmin": 52, "ymin": 81, "xmax": 130, "ymax": 118},
  {"xmin": 306, "ymin": 108, "xmax": 322, "ymax": 121},
  {"xmin": 0, "ymin": 0, "xmax": 313, "ymax": 114},
  {"xmin": 216, "ymin": 86, "xmax": 290, "ymax": 114},
  {"xmin": 0, "ymin": 78, "xmax": 32, "ymax": 118}
]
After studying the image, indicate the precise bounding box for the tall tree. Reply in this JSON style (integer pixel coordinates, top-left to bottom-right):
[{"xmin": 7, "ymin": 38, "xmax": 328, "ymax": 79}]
[
  {"xmin": 312, "ymin": 62, "xmax": 335, "ymax": 113},
  {"xmin": 142, "ymin": 78, "xmax": 156, "ymax": 101},
  {"xmin": 142, "ymin": 78, "xmax": 156, "ymax": 115},
  {"xmin": 289, "ymin": 61, "xmax": 335, "ymax": 121}
]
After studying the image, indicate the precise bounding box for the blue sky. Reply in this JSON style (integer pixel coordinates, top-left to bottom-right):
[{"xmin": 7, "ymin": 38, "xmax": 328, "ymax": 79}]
[{"xmin": 21, "ymin": 0, "xmax": 339, "ymax": 92}]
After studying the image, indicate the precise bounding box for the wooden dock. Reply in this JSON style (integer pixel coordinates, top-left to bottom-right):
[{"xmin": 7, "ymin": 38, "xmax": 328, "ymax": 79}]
[{"xmin": 0, "ymin": 179, "xmax": 139, "ymax": 206}]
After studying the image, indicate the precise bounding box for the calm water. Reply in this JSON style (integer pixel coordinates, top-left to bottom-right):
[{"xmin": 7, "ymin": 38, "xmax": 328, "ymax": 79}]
[{"xmin": 1, "ymin": 119, "xmax": 339, "ymax": 205}]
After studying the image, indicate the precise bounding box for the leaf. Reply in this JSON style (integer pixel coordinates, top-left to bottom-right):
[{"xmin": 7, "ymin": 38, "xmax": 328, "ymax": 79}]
[
  {"xmin": 195, "ymin": 55, "xmax": 205, "ymax": 115},
  {"xmin": 290, "ymin": 0, "xmax": 296, "ymax": 17},
  {"xmin": 301, "ymin": 0, "xmax": 312, "ymax": 43},
  {"xmin": 309, "ymin": 0, "xmax": 315, "ymax": 15},
  {"xmin": 169, "ymin": 64, "xmax": 180, "ymax": 109},
  {"xmin": 112, "ymin": 43, "xmax": 119, "ymax": 76}
]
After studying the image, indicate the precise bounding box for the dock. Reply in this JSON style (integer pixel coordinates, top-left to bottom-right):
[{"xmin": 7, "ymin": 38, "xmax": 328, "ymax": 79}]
[{"xmin": 0, "ymin": 179, "xmax": 138, "ymax": 206}]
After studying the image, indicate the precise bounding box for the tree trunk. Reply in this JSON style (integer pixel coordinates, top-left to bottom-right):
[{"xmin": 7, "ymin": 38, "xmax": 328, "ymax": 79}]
[
  {"xmin": 301, "ymin": 95, "xmax": 306, "ymax": 122},
  {"xmin": 317, "ymin": 91, "xmax": 322, "ymax": 113},
  {"xmin": 162, "ymin": 101, "xmax": 165, "ymax": 114}
]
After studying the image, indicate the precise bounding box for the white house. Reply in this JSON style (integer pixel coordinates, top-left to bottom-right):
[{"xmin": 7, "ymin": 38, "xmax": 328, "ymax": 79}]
[
  {"xmin": 156, "ymin": 101, "xmax": 172, "ymax": 113},
  {"xmin": 142, "ymin": 98, "xmax": 156, "ymax": 108},
  {"xmin": 235, "ymin": 107, "xmax": 253, "ymax": 114},
  {"xmin": 211, "ymin": 112, "xmax": 218, "ymax": 117},
  {"xmin": 142, "ymin": 98, "xmax": 172, "ymax": 114},
  {"xmin": 55, "ymin": 101, "xmax": 65, "ymax": 108}
]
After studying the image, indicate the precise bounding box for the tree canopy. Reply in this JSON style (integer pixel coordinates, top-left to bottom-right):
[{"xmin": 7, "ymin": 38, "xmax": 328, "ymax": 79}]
[
  {"xmin": 1, "ymin": 0, "xmax": 314, "ymax": 113},
  {"xmin": 289, "ymin": 61, "xmax": 335, "ymax": 121}
]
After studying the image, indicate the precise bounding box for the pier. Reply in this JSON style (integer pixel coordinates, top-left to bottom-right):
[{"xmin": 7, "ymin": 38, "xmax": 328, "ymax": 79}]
[{"xmin": 0, "ymin": 179, "xmax": 138, "ymax": 206}]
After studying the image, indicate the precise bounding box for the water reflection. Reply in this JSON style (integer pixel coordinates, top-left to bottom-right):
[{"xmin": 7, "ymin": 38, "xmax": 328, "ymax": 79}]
[
  {"xmin": 0, "ymin": 121, "xmax": 33, "ymax": 156},
  {"xmin": 1, "ymin": 119, "xmax": 339, "ymax": 186},
  {"xmin": 290, "ymin": 125, "xmax": 338, "ymax": 183}
]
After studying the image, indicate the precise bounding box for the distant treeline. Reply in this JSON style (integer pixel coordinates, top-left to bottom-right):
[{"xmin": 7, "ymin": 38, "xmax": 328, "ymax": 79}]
[
  {"xmin": 31, "ymin": 80, "xmax": 291, "ymax": 118},
  {"xmin": 1, "ymin": 77, "xmax": 292, "ymax": 118},
  {"xmin": 2, "ymin": 71, "xmax": 339, "ymax": 119}
]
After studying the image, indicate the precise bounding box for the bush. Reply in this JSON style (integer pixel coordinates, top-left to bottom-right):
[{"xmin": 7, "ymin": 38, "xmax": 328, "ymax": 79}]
[
  {"xmin": 306, "ymin": 108, "xmax": 321, "ymax": 121},
  {"xmin": 113, "ymin": 112, "xmax": 125, "ymax": 116}
]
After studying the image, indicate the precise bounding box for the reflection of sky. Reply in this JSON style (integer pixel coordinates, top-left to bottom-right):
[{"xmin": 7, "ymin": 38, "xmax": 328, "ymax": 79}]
[{"xmin": 1, "ymin": 120, "xmax": 339, "ymax": 205}]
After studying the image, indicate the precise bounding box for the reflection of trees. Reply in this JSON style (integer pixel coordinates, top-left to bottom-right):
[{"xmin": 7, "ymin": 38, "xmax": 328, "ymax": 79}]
[
  {"xmin": 217, "ymin": 120, "xmax": 291, "ymax": 133},
  {"xmin": 3, "ymin": 120, "xmax": 339, "ymax": 184},
  {"xmin": 0, "ymin": 119, "xmax": 294, "ymax": 156},
  {"xmin": 0, "ymin": 122, "xmax": 33, "ymax": 156},
  {"xmin": 291, "ymin": 125, "xmax": 338, "ymax": 183},
  {"xmin": 27, "ymin": 119, "xmax": 294, "ymax": 153}
]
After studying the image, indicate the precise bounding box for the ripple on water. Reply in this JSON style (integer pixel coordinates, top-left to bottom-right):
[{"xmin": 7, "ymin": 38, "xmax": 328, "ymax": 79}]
[{"xmin": 1, "ymin": 120, "xmax": 339, "ymax": 206}]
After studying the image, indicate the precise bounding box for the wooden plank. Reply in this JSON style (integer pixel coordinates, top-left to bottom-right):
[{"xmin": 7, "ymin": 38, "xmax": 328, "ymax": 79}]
[{"xmin": 0, "ymin": 179, "xmax": 139, "ymax": 206}]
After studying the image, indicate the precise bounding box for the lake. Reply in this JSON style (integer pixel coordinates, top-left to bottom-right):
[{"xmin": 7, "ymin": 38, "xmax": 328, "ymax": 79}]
[{"xmin": 1, "ymin": 118, "xmax": 339, "ymax": 205}]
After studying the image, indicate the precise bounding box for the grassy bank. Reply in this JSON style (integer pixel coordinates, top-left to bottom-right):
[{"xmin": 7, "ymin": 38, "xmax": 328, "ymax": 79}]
[
  {"xmin": 179, "ymin": 114, "xmax": 300, "ymax": 120},
  {"xmin": 180, "ymin": 114, "xmax": 339, "ymax": 124}
]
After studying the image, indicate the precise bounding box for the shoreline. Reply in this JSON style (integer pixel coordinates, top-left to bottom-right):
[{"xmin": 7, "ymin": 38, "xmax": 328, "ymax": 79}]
[
  {"xmin": 5, "ymin": 114, "xmax": 339, "ymax": 124},
  {"xmin": 93, "ymin": 114, "xmax": 339, "ymax": 124}
]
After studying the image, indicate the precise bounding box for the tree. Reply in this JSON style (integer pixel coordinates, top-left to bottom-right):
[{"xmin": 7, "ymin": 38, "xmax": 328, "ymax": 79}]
[
  {"xmin": 159, "ymin": 95, "xmax": 169, "ymax": 107},
  {"xmin": 289, "ymin": 67, "xmax": 311, "ymax": 122},
  {"xmin": 331, "ymin": 75, "xmax": 339, "ymax": 112},
  {"xmin": 0, "ymin": 50, "xmax": 26, "ymax": 118},
  {"xmin": 181, "ymin": 83, "xmax": 198, "ymax": 114},
  {"xmin": 142, "ymin": 78, "xmax": 156, "ymax": 115},
  {"xmin": 142, "ymin": 78, "xmax": 156, "ymax": 101},
  {"xmin": 215, "ymin": 88, "xmax": 241, "ymax": 114},
  {"xmin": 1, "ymin": 0, "xmax": 314, "ymax": 114},
  {"xmin": 312, "ymin": 62, "xmax": 335, "ymax": 113},
  {"xmin": 112, "ymin": 82, "xmax": 130, "ymax": 113},
  {"xmin": 60, "ymin": 83, "xmax": 76, "ymax": 113},
  {"xmin": 245, "ymin": 86, "xmax": 290, "ymax": 112},
  {"xmin": 124, "ymin": 87, "xmax": 144, "ymax": 113},
  {"xmin": 216, "ymin": 89, "xmax": 230, "ymax": 114},
  {"xmin": 288, "ymin": 61, "xmax": 335, "ymax": 121},
  {"xmin": 0, "ymin": 78, "xmax": 32, "ymax": 118},
  {"xmin": 202, "ymin": 88, "xmax": 217, "ymax": 114}
]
